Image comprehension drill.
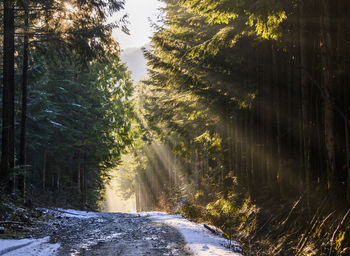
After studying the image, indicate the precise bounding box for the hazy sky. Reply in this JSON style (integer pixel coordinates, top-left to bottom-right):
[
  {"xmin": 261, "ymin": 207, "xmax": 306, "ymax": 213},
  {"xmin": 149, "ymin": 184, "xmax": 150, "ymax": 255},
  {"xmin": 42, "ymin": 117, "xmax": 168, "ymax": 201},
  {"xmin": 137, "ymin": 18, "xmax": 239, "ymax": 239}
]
[{"xmin": 112, "ymin": 0, "xmax": 165, "ymax": 50}]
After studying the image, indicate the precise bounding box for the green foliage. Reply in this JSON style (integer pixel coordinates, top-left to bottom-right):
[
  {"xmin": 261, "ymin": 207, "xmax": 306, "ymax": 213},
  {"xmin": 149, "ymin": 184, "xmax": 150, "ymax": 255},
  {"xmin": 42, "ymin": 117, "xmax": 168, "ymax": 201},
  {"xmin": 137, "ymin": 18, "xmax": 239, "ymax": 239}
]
[
  {"xmin": 246, "ymin": 10, "xmax": 286, "ymax": 40},
  {"xmin": 125, "ymin": 0, "xmax": 350, "ymax": 254},
  {"xmin": 9, "ymin": 38, "xmax": 134, "ymax": 209},
  {"xmin": 180, "ymin": 0, "xmax": 289, "ymax": 40},
  {"xmin": 0, "ymin": 0, "xmax": 135, "ymax": 208},
  {"xmin": 178, "ymin": 200, "xmax": 205, "ymax": 221}
]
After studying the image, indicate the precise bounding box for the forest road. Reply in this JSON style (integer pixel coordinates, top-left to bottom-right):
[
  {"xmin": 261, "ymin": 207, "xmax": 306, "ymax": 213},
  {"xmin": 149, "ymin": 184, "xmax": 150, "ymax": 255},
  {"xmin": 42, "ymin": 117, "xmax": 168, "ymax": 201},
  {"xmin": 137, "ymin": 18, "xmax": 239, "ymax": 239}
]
[{"xmin": 33, "ymin": 212, "xmax": 192, "ymax": 256}]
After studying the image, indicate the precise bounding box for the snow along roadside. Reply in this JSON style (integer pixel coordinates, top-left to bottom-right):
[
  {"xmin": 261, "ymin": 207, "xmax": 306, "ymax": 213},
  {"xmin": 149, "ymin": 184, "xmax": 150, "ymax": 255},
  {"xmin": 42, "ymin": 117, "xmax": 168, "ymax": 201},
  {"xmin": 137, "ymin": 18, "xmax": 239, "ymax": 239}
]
[
  {"xmin": 142, "ymin": 212, "xmax": 242, "ymax": 256},
  {"xmin": 37, "ymin": 207, "xmax": 99, "ymax": 219},
  {"xmin": 0, "ymin": 208, "xmax": 96, "ymax": 256},
  {"xmin": 0, "ymin": 237, "xmax": 60, "ymax": 256}
]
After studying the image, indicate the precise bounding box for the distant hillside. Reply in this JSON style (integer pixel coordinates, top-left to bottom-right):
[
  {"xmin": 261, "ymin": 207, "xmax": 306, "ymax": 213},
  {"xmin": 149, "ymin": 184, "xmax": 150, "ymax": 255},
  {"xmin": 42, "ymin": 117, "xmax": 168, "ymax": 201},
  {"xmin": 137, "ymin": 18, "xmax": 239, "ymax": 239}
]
[{"xmin": 121, "ymin": 45, "xmax": 149, "ymax": 82}]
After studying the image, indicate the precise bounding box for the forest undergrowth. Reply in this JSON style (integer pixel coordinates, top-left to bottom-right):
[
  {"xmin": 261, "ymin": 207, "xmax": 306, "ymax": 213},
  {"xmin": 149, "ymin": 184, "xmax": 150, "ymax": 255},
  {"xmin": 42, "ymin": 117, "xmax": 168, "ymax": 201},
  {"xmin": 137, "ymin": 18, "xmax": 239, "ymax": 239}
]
[{"xmin": 174, "ymin": 185, "xmax": 350, "ymax": 256}]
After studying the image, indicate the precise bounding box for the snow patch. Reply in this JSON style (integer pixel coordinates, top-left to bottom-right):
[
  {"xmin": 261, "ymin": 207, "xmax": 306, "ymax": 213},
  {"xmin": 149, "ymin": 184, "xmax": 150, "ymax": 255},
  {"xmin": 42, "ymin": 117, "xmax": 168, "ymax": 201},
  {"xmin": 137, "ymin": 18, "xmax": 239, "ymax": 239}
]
[
  {"xmin": 144, "ymin": 212, "xmax": 242, "ymax": 256},
  {"xmin": 0, "ymin": 237, "xmax": 60, "ymax": 256},
  {"xmin": 38, "ymin": 208, "xmax": 98, "ymax": 219},
  {"xmin": 72, "ymin": 103, "xmax": 86, "ymax": 109},
  {"xmin": 49, "ymin": 120, "xmax": 63, "ymax": 127}
]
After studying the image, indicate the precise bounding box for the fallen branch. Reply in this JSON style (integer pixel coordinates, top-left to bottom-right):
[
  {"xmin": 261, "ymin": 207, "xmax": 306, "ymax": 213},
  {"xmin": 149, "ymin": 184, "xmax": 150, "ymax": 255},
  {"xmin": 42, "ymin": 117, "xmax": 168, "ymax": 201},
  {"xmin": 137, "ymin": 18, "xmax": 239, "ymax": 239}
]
[
  {"xmin": 203, "ymin": 223, "xmax": 224, "ymax": 237},
  {"xmin": 282, "ymin": 194, "xmax": 303, "ymax": 226},
  {"xmin": 297, "ymin": 194, "xmax": 329, "ymax": 255},
  {"xmin": 254, "ymin": 215, "xmax": 273, "ymax": 237},
  {"xmin": 328, "ymin": 208, "xmax": 350, "ymax": 256}
]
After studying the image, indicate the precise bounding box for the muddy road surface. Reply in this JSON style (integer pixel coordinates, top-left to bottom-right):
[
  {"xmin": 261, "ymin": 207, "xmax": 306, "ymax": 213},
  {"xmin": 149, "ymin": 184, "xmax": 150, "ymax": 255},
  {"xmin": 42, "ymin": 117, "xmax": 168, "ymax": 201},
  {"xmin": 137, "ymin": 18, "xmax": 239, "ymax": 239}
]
[{"xmin": 33, "ymin": 212, "xmax": 192, "ymax": 256}]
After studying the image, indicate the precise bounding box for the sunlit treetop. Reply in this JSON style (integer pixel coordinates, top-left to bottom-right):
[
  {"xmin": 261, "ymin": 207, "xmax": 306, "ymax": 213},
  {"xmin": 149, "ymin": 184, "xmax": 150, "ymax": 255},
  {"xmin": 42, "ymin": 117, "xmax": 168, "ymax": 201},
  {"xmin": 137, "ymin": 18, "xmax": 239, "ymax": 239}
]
[
  {"xmin": 179, "ymin": 0, "xmax": 242, "ymax": 24},
  {"xmin": 27, "ymin": 0, "xmax": 127, "ymax": 61},
  {"xmin": 74, "ymin": 0, "xmax": 125, "ymax": 18},
  {"xmin": 179, "ymin": 0, "xmax": 288, "ymax": 40}
]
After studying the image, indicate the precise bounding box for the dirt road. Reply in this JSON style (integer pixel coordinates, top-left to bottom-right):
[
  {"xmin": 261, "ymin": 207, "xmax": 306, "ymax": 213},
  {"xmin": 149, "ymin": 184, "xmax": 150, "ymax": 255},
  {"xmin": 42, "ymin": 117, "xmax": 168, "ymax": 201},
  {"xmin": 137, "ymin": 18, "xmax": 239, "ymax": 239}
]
[{"xmin": 33, "ymin": 212, "xmax": 191, "ymax": 256}]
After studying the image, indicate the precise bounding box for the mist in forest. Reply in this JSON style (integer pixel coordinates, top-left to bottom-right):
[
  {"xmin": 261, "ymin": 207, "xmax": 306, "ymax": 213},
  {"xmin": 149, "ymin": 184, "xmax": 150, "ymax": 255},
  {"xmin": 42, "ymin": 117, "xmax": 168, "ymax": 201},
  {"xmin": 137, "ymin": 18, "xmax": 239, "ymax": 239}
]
[{"xmin": 103, "ymin": 169, "xmax": 136, "ymax": 213}]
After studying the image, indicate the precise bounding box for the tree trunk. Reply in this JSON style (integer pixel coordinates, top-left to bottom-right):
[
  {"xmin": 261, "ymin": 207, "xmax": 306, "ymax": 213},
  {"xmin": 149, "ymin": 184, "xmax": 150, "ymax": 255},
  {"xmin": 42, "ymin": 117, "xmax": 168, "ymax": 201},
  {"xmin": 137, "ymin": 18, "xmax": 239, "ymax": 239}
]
[
  {"xmin": 267, "ymin": 45, "xmax": 278, "ymax": 192},
  {"xmin": 136, "ymin": 173, "xmax": 140, "ymax": 212},
  {"xmin": 320, "ymin": 0, "xmax": 336, "ymax": 190},
  {"xmin": 1, "ymin": 0, "xmax": 15, "ymax": 190},
  {"xmin": 42, "ymin": 150, "xmax": 47, "ymax": 192},
  {"xmin": 81, "ymin": 164, "xmax": 87, "ymax": 205},
  {"xmin": 77, "ymin": 151, "xmax": 81, "ymax": 191},
  {"xmin": 194, "ymin": 149, "xmax": 199, "ymax": 186},
  {"xmin": 234, "ymin": 116, "xmax": 241, "ymax": 181},
  {"xmin": 345, "ymin": 119, "xmax": 350, "ymax": 202},
  {"xmin": 19, "ymin": 2, "xmax": 29, "ymax": 198},
  {"xmin": 8, "ymin": 1, "xmax": 15, "ymax": 191},
  {"xmin": 299, "ymin": 0, "xmax": 312, "ymax": 211}
]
